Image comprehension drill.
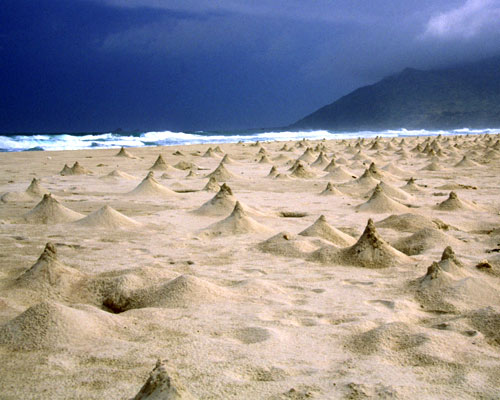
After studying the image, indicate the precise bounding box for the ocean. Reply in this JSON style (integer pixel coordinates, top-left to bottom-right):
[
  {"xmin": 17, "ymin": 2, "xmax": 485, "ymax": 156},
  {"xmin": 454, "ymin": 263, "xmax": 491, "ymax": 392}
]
[{"xmin": 0, "ymin": 128, "xmax": 498, "ymax": 152}]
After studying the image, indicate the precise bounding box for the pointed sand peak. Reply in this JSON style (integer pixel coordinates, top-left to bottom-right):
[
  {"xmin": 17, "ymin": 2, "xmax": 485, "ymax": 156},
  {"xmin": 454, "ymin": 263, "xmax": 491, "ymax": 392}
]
[{"xmin": 133, "ymin": 359, "xmax": 195, "ymax": 400}]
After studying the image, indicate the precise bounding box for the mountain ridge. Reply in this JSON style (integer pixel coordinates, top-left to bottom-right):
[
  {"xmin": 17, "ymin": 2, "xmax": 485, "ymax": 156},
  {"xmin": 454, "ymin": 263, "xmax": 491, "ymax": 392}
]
[{"xmin": 290, "ymin": 56, "xmax": 500, "ymax": 131}]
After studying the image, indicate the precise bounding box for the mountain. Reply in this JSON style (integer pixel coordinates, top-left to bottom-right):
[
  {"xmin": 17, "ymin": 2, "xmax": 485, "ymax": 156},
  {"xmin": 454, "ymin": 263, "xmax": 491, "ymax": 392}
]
[{"xmin": 290, "ymin": 56, "xmax": 500, "ymax": 131}]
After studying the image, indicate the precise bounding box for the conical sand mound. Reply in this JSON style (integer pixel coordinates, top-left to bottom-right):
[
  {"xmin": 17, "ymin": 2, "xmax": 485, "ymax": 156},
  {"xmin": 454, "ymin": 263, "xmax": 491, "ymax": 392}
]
[
  {"xmin": 60, "ymin": 164, "xmax": 73, "ymax": 175},
  {"xmin": 193, "ymin": 184, "xmax": 237, "ymax": 216},
  {"xmin": 115, "ymin": 146, "xmax": 137, "ymax": 158},
  {"xmin": 127, "ymin": 172, "xmax": 178, "ymax": 198},
  {"xmin": 0, "ymin": 301, "xmax": 122, "ymax": 350},
  {"xmin": 174, "ymin": 160, "xmax": 198, "ymax": 171},
  {"xmin": 205, "ymin": 162, "xmax": 236, "ymax": 181},
  {"xmin": 311, "ymin": 152, "xmax": 330, "ymax": 168},
  {"xmin": 347, "ymin": 322, "xmax": 427, "ymax": 356},
  {"xmin": 71, "ymin": 162, "xmax": 91, "ymax": 175},
  {"xmin": 25, "ymin": 178, "xmax": 49, "ymax": 197},
  {"xmin": 319, "ymin": 182, "xmax": 343, "ymax": 196},
  {"xmin": 108, "ymin": 275, "xmax": 228, "ymax": 310},
  {"xmin": 299, "ymin": 215, "xmax": 355, "ymax": 246},
  {"xmin": 201, "ymin": 202, "xmax": 271, "ymax": 236},
  {"xmin": 74, "ymin": 205, "xmax": 141, "ymax": 229},
  {"xmin": 368, "ymin": 181, "xmax": 412, "ymax": 202},
  {"xmin": 60, "ymin": 161, "xmax": 92, "ymax": 176},
  {"xmin": 289, "ymin": 162, "xmax": 316, "ymax": 179},
  {"xmin": 454, "ymin": 155, "xmax": 479, "ymax": 168},
  {"xmin": 392, "ymin": 228, "xmax": 461, "ymax": 256},
  {"xmin": 15, "ymin": 243, "xmax": 84, "ymax": 296},
  {"xmin": 23, "ymin": 194, "xmax": 84, "ymax": 224},
  {"xmin": 133, "ymin": 359, "xmax": 195, "ymax": 400},
  {"xmin": 258, "ymin": 232, "xmax": 320, "ymax": 258},
  {"xmin": 100, "ymin": 169, "xmax": 137, "ymax": 180},
  {"xmin": 149, "ymin": 155, "xmax": 175, "ymax": 172},
  {"xmin": 421, "ymin": 161, "xmax": 443, "ymax": 171},
  {"xmin": 436, "ymin": 191, "xmax": 476, "ymax": 211},
  {"xmin": 341, "ymin": 168, "xmax": 379, "ymax": 189},
  {"xmin": 356, "ymin": 185, "xmax": 410, "ymax": 213},
  {"xmin": 412, "ymin": 261, "xmax": 490, "ymax": 313},
  {"xmin": 310, "ymin": 219, "xmax": 412, "ymax": 268},
  {"xmin": 266, "ymin": 166, "xmax": 278, "ymax": 178},
  {"xmin": 401, "ymin": 177, "xmax": 425, "ymax": 194},
  {"xmin": 258, "ymin": 154, "xmax": 272, "ymax": 164},
  {"xmin": 220, "ymin": 154, "xmax": 237, "ymax": 165},
  {"xmin": 202, "ymin": 147, "xmax": 220, "ymax": 158},
  {"xmin": 298, "ymin": 148, "xmax": 315, "ymax": 162},
  {"xmin": 375, "ymin": 213, "xmax": 449, "ymax": 233},
  {"xmin": 1, "ymin": 178, "xmax": 49, "ymax": 203},
  {"xmin": 323, "ymin": 166, "xmax": 355, "ymax": 182},
  {"xmin": 323, "ymin": 158, "xmax": 337, "ymax": 172},
  {"xmin": 202, "ymin": 177, "xmax": 220, "ymax": 192},
  {"xmin": 368, "ymin": 162, "xmax": 393, "ymax": 181}
]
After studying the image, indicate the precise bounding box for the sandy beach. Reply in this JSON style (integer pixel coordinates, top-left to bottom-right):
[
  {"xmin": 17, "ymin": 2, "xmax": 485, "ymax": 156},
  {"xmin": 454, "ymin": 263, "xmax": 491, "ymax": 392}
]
[{"xmin": 1, "ymin": 134, "xmax": 500, "ymax": 399}]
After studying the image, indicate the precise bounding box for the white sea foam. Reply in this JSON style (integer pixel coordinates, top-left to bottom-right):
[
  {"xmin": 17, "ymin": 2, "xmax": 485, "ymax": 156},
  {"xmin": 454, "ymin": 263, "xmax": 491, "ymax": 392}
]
[{"xmin": 0, "ymin": 128, "xmax": 498, "ymax": 152}]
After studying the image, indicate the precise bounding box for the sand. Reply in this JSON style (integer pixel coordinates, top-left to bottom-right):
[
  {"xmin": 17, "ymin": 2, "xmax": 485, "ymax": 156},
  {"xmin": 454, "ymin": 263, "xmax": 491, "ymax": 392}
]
[{"xmin": 1, "ymin": 134, "xmax": 500, "ymax": 399}]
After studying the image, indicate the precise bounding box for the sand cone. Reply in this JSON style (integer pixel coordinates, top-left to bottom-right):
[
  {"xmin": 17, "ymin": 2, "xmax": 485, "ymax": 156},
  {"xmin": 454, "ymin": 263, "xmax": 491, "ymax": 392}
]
[
  {"xmin": 310, "ymin": 219, "xmax": 412, "ymax": 268},
  {"xmin": 213, "ymin": 146, "xmax": 224, "ymax": 155},
  {"xmin": 16, "ymin": 242, "xmax": 84, "ymax": 295},
  {"xmin": 319, "ymin": 182, "xmax": 343, "ymax": 196},
  {"xmin": 436, "ymin": 191, "xmax": 475, "ymax": 211},
  {"xmin": 323, "ymin": 158, "xmax": 337, "ymax": 172},
  {"xmin": 59, "ymin": 164, "xmax": 73, "ymax": 176},
  {"xmin": 290, "ymin": 162, "xmax": 316, "ymax": 179},
  {"xmin": 421, "ymin": 161, "xmax": 443, "ymax": 171},
  {"xmin": 1, "ymin": 178, "xmax": 49, "ymax": 203},
  {"xmin": 323, "ymin": 166, "xmax": 356, "ymax": 182},
  {"xmin": 202, "ymin": 201, "xmax": 271, "ymax": 236},
  {"xmin": 0, "ymin": 301, "xmax": 119, "ymax": 350},
  {"xmin": 401, "ymin": 177, "xmax": 424, "ymax": 194},
  {"xmin": 375, "ymin": 213, "xmax": 449, "ymax": 233},
  {"xmin": 221, "ymin": 154, "xmax": 237, "ymax": 165},
  {"xmin": 267, "ymin": 166, "xmax": 278, "ymax": 178},
  {"xmin": 299, "ymin": 215, "xmax": 355, "ymax": 246},
  {"xmin": 205, "ymin": 162, "xmax": 236, "ymax": 181},
  {"xmin": 202, "ymin": 147, "xmax": 219, "ymax": 158},
  {"xmin": 149, "ymin": 155, "xmax": 172, "ymax": 171},
  {"xmin": 23, "ymin": 194, "xmax": 84, "ymax": 224},
  {"xmin": 71, "ymin": 162, "xmax": 91, "ymax": 175},
  {"xmin": 174, "ymin": 160, "xmax": 198, "ymax": 170},
  {"xmin": 127, "ymin": 172, "xmax": 178, "ymax": 198},
  {"xmin": 392, "ymin": 228, "xmax": 461, "ymax": 256},
  {"xmin": 258, "ymin": 154, "xmax": 272, "ymax": 164},
  {"xmin": 133, "ymin": 359, "xmax": 195, "ymax": 400},
  {"xmin": 372, "ymin": 181, "xmax": 412, "ymax": 201},
  {"xmin": 202, "ymin": 177, "xmax": 220, "ymax": 192},
  {"xmin": 75, "ymin": 205, "xmax": 141, "ymax": 229},
  {"xmin": 101, "ymin": 169, "xmax": 137, "ymax": 180},
  {"xmin": 298, "ymin": 147, "xmax": 316, "ymax": 162},
  {"xmin": 25, "ymin": 178, "xmax": 49, "ymax": 197},
  {"xmin": 258, "ymin": 231, "xmax": 320, "ymax": 258},
  {"xmin": 311, "ymin": 152, "xmax": 330, "ymax": 168},
  {"xmin": 115, "ymin": 146, "xmax": 136, "ymax": 158},
  {"xmin": 454, "ymin": 155, "xmax": 479, "ymax": 168},
  {"xmin": 193, "ymin": 183, "xmax": 237, "ymax": 216},
  {"xmin": 356, "ymin": 184, "xmax": 410, "ymax": 213}
]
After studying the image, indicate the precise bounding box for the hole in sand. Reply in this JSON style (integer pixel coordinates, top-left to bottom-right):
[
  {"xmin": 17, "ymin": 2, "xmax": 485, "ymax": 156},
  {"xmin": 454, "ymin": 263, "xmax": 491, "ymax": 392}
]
[{"xmin": 279, "ymin": 211, "xmax": 308, "ymax": 218}]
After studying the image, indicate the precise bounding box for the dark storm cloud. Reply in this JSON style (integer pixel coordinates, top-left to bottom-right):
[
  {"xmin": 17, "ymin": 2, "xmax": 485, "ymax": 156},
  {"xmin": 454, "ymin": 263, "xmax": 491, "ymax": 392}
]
[{"xmin": 1, "ymin": 0, "xmax": 499, "ymax": 132}]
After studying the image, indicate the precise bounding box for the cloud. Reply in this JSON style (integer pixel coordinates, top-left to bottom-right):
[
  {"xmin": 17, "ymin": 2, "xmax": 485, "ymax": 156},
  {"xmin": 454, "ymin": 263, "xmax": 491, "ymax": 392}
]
[
  {"xmin": 92, "ymin": 0, "xmax": 377, "ymax": 24},
  {"xmin": 422, "ymin": 0, "xmax": 500, "ymax": 39}
]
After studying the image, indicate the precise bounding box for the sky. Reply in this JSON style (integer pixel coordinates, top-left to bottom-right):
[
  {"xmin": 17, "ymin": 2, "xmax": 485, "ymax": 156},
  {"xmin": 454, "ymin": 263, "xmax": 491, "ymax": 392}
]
[{"xmin": 1, "ymin": 0, "xmax": 500, "ymax": 133}]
